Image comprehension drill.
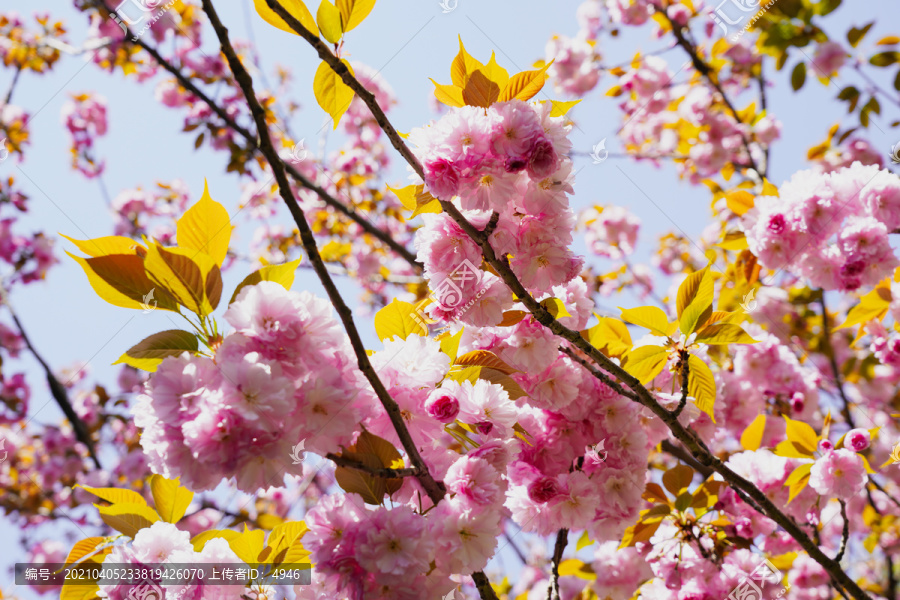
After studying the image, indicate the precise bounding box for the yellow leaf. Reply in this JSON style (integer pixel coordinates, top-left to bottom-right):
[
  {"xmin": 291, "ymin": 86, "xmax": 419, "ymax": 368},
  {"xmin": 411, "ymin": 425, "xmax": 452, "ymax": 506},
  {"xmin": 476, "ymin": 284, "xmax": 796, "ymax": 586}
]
[
  {"xmin": 694, "ymin": 323, "xmax": 758, "ymax": 345},
  {"xmin": 774, "ymin": 439, "xmax": 815, "ymax": 459},
  {"xmin": 721, "ymin": 162, "xmax": 735, "ymax": 182},
  {"xmin": 68, "ymin": 252, "xmax": 178, "ymax": 312},
  {"xmin": 191, "ymin": 529, "xmax": 240, "ymax": 552},
  {"xmin": 462, "ymin": 68, "xmax": 503, "ymax": 107},
  {"xmin": 316, "ymin": 0, "xmax": 343, "ymax": 43},
  {"xmin": 481, "ymin": 52, "xmax": 510, "ymax": 91},
  {"xmin": 838, "ymin": 281, "xmax": 892, "ymax": 329},
  {"xmin": 455, "ymin": 350, "xmax": 517, "ymax": 374},
  {"xmin": 662, "ymin": 464, "xmax": 694, "ymax": 495},
  {"xmin": 374, "ymin": 298, "xmax": 427, "ymax": 340},
  {"xmin": 478, "ymin": 367, "xmax": 529, "ymax": 400},
  {"xmin": 61, "ymin": 234, "xmax": 145, "ymax": 258},
  {"xmin": 620, "ymin": 305, "xmax": 670, "ymax": 336},
  {"xmin": 725, "ymin": 189, "xmax": 755, "ymax": 215},
  {"xmin": 113, "ymin": 329, "xmax": 199, "ymax": 372},
  {"xmin": 228, "ymin": 528, "xmax": 267, "ymax": 565},
  {"xmin": 176, "ymin": 180, "xmax": 232, "ymax": 267},
  {"xmin": 584, "ymin": 315, "xmax": 633, "ymax": 357},
  {"xmin": 623, "ymin": 345, "xmax": 669, "ymax": 384},
  {"xmin": 877, "ymin": 36, "xmax": 900, "ymax": 46},
  {"xmin": 64, "ymin": 537, "xmax": 108, "ymax": 566},
  {"xmin": 783, "ymin": 416, "xmax": 819, "ymax": 455},
  {"xmin": 149, "ymin": 475, "xmax": 194, "ymax": 523},
  {"xmin": 740, "ymin": 413, "xmax": 767, "ymax": 451},
  {"xmin": 677, "ymin": 267, "xmax": 714, "ymax": 335},
  {"xmin": 335, "ymin": 0, "xmax": 375, "ymax": 32},
  {"xmin": 716, "ymin": 231, "xmax": 749, "ymax": 251},
  {"xmin": 605, "ymin": 84, "xmax": 624, "ymax": 97},
  {"xmin": 313, "ymin": 59, "xmax": 355, "ymax": 129},
  {"xmin": 96, "ymin": 503, "xmax": 161, "ymax": 538},
  {"xmin": 785, "ymin": 463, "xmax": 812, "ymax": 502},
  {"xmin": 498, "ymin": 62, "xmax": 553, "ymax": 102},
  {"xmin": 450, "ymin": 36, "xmax": 484, "ymax": 87},
  {"xmin": 61, "ymin": 582, "xmax": 100, "ymax": 600},
  {"xmin": 266, "ymin": 521, "xmax": 309, "ymax": 563},
  {"xmin": 557, "ymin": 558, "xmax": 596, "ymax": 580},
  {"xmin": 253, "ymin": 0, "xmax": 318, "ymax": 36},
  {"xmin": 549, "ymin": 99, "xmax": 581, "ymax": 117},
  {"xmin": 438, "ymin": 328, "xmax": 464, "ymax": 361},
  {"xmin": 431, "ymin": 79, "xmax": 466, "ymax": 107},
  {"xmin": 687, "ymin": 354, "xmax": 716, "ymax": 422},
  {"xmin": 143, "ymin": 243, "xmax": 219, "ymax": 316},
  {"xmin": 576, "ymin": 530, "xmax": 593, "ymax": 551},
  {"xmin": 619, "ymin": 519, "xmax": 662, "ymax": 548},
  {"xmin": 77, "ymin": 485, "xmax": 148, "ymax": 506},
  {"xmin": 541, "ymin": 297, "xmax": 572, "ymax": 319},
  {"xmin": 497, "ymin": 310, "xmax": 528, "ymax": 327},
  {"xmin": 761, "ymin": 179, "xmax": 779, "ymax": 197},
  {"xmin": 229, "ymin": 257, "xmax": 303, "ymax": 304}
]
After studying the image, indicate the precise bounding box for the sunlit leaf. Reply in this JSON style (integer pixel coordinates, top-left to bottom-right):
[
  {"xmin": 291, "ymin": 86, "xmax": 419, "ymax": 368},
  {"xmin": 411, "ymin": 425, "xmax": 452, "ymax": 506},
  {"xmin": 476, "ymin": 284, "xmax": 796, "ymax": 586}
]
[
  {"xmin": 335, "ymin": 0, "xmax": 375, "ymax": 32},
  {"xmin": 619, "ymin": 306, "xmax": 670, "ymax": 336},
  {"xmin": 455, "ymin": 350, "xmax": 517, "ymax": 374},
  {"xmin": 68, "ymin": 252, "xmax": 178, "ymax": 312},
  {"xmin": 662, "ymin": 464, "xmax": 694, "ymax": 496},
  {"xmin": 253, "ymin": 0, "xmax": 318, "ymax": 36},
  {"xmin": 113, "ymin": 330, "xmax": 199, "ymax": 372},
  {"xmin": 176, "ymin": 180, "xmax": 232, "ymax": 267},
  {"xmin": 740, "ymin": 413, "xmax": 767, "ymax": 451},
  {"xmin": 623, "ymin": 345, "xmax": 668, "ymax": 384},
  {"xmin": 677, "ymin": 267, "xmax": 713, "ymax": 335},
  {"xmin": 498, "ymin": 62, "xmax": 553, "ymax": 102},
  {"xmin": 77, "ymin": 485, "xmax": 148, "ymax": 506},
  {"xmin": 316, "ymin": 0, "xmax": 343, "ymax": 43},
  {"xmin": 149, "ymin": 475, "xmax": 194, "ymax": 523},
  {"xmin": 60, "ymin": 234, "xmax": 145, "ymax": 258},
  {"xmin": 374, "ymin": 298, "xmax": 428, "ymax": 340},
  {"xmin": 143, "ymin": 243, "xmax": 219, "ymax": 316},
  {"xmin": 725, "ymin": 190, "xmax": 754, "ymax": 215},
  {"xmin": 549, "ymin": 99, "xmax": 581, "ymax": 117},
  {"xmin": 96, "ymin": 503, "xmax": 161, "ymax": 538},
  {"xmin": 694, "ymin": 324, "xmax": 757, "ymax": 345},
  {"xmin": 687, "ymin": 354, "xmax": 716, "ymax": 422},
  {"xmin": 313, "ymin": 59, "xmax": 355, "ymax": 129},
  {"xmin": 783, "ymin": 416, "xmax": 819, "ymax": 455},
  {"xmin": 229, "ymin": 258, "xmax": 303, "ymax": 304},
  {"xmin": 541, "ymin": 297, "xmax": 571, "ymax": 319},
  {"xmin": 584, "ymin": 315, "xmax": 633, "ymax": 357}
]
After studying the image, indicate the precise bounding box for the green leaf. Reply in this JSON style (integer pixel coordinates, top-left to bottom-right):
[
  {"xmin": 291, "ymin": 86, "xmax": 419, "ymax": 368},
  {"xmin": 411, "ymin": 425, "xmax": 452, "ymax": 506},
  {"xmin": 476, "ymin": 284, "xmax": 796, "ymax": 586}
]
[
  {"xmin": 96, "ymin": 503, "xmax": 161, "ymax": 538},
  {"xmin": 623, "ymin": 345, "xmax": 669, "ymax": 384},
  {"xmin": 740, "ymin": 413, "xmax": 767, "ymax": 451},
  {"xmin": 374, "ymin": 298, "xmax": 428, "ymax": 340},
  {"xmin": 791, "ymin": 62, "xmax": 806, "ymax": 90},
  {"xmin": 253, "ymin": 0, "xmax": 319, "ymax": 36},
  {"xmin": 847, "ymin": 22, "xmax": 874, "ymax": 48},
  {"xmin": 149, "ymin": 475, "xmax": 194, "ymax": 523},
  {"xmin": 870, "ymin": 51, "xmax": 900, "ymax": 67},
  {"xmin": 313, "ymin": 59, "xmax": 355, "ymax": 129},
  {"xmin": 113, "ymin": 330, "xmax": 199, "ymax": 372},
  {"xmin": 316, "ymin": 0, "xmax": 343, "ymax": 43},
  {"xmin": 619, "ymin": 306, "xmax": 670, "ymax": 336},
  {"xmin": 677, "ymin": 267, "xmax": 713, "ymax": 336},
  {"xmin": 176, "ymin": 180, "xmax": 232, "ymax": 268},
  {"xmin": 694, "ymin": 324, "xmax": 758, "ymax": 345},
  {"xmin": 687, "ymin": 354, "xmax": 716, "ymax": 422},
  {"xmin": 229, "ymin": 258, "xmax": 303, "ymax": 304}
]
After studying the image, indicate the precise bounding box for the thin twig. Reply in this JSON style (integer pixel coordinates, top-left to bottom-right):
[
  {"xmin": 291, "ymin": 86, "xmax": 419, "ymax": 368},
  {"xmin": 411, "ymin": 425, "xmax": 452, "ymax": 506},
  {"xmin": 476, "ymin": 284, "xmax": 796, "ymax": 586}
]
[
  {"xmin": 818, "ymin": 294, "xmax": 855, "ymax": 429},
  {"xmin": 836, "ymin": 500, "xmax": 849, "ymax": 562},
  {"xmin": 672, "ymin": 349, "xmax": 689, "ymax": 419},
  {"xmin": 3, "ymin": 301, "xmax": 101, "ymax": 469}
]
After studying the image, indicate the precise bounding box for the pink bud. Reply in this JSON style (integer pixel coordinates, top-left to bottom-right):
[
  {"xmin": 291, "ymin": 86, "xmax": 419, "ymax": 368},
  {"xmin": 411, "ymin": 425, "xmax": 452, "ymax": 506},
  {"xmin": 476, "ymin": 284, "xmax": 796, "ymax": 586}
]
[
  {"xmin": 424, "ymin": 390, "xmax": 460, "ymax": 423},
  {"xmin": 845, "ymin": 428, "xmax": 870, "ymax": 452},
  {"xmin": 527, "ymin": 477, "xmax": 560, "ymax": 503}
]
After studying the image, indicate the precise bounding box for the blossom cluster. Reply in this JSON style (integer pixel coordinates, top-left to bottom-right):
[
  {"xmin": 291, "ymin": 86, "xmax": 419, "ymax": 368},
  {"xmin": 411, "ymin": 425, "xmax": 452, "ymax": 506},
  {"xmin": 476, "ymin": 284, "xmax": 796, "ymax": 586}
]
[
  {"xmin": 742, "ymin": 163, "xmax": 900, "ymax": 291},
  {"xmin": 61, "ymin": 92, "xmax": 109, "ymax": 178},
  {"xmin": 412, "ymin": 100, "xmax": 582, "ymax": 323},
  {"xmin": 135, "ymin": 282, "xmax": 376, "ymax": 492}
]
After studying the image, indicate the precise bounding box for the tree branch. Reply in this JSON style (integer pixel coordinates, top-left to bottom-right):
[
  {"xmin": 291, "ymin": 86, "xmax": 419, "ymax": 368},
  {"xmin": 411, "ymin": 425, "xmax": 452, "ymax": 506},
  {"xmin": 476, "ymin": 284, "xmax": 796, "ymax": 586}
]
[
  {"xmin": 672, "ymin": 349, "xmax": 690, "ymax": 419},
  {"xmin": 817, "ymin": 294, "xmax": 856, "ymax": 429},
  {"xmin": 326, "ymin": 452, "xmax": 420, "ymax": 478},
  {"xmin": 261, "ymin": 5, "xmax": 867, "ymax": 598},
  {"xmin": 96, "ymin": 0, "xmax": 421, "ymax": 271},
  {"xmin": 547, "ymin": 528, "xmax": 568, "ymax": 600},
  {"xmin": 2, "ymin": 297, "xmax": 101, "ymax": 469},
  {"xmin": 836, "ymin": 500, "xmax": 849, "ymax": 562}
]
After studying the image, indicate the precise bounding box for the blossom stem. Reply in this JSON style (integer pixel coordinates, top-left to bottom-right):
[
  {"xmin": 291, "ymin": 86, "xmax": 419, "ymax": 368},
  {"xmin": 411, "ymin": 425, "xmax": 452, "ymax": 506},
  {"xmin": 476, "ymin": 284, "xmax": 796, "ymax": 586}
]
[
  {"xmin": 817, "ymin": 293, "xmax": 856, "ymax": 428},
  {"xmin": 836, "ymin": 500, "xmax": 849, "ymax": 562}
]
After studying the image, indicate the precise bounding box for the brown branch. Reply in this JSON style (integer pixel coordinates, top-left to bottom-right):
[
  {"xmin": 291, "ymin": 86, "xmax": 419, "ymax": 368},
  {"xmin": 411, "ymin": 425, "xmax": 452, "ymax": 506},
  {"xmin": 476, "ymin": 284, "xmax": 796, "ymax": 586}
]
[
  {"xmin": 326, "ymin": 452, "xmax": 420, "ymax": 478},
  {"xmin": 818, "ymin": 294, "xmax": 856, "ymax": 429},
  {"xmin": 95, "ymin": 1, "xmax": 421, "ymax": 271},
  {"xmin": 263, "ymin": 5, "xmax": 868, "ymax": 598},
  {"xmin": 200, "ymin": 0, "xmax": 447, "ymax": 511},
  {"xmin": 3, "ymin": 299, "xmax": 101, "ymax": 469},
  {"xmin": 660, "ymin": 440, "xmax": 713, "ymax": 479},
  {"xmin": 672, "ymin": 349, "xmax": 689, "ymax": 419},
  {"xmin": 546, "ymin": 528, "xmax": 568, "ymax": 600},
  {"xmin": 836, "ymin": 500, "xmax": 849, "ymax": 562}
]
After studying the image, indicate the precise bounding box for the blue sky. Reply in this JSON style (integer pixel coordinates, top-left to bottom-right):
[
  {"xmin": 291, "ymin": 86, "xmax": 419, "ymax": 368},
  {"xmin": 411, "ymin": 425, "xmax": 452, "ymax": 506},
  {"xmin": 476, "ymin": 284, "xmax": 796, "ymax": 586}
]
[{"xmin": 2, "ymin": 0, "xmax": 899, "ymax": 595}]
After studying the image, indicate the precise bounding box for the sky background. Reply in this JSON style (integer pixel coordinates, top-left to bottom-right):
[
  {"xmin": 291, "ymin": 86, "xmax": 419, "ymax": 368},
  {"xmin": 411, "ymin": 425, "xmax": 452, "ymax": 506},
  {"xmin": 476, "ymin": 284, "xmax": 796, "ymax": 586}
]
[{"xmin": 2, "ymin": 0, "xmax": 900, "ymax": 596}]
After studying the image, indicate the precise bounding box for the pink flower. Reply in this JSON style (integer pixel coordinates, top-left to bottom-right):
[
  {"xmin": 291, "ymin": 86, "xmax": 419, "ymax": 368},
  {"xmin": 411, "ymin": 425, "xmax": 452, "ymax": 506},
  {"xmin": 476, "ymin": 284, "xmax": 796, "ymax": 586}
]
[
  {"xmin": 357, "ymin": 506, "xmax": 433, "ymax": 576},
  {"xmin": 809, "ymin": 448, "xmax": 867, "ymax": 500},
  {"xmin": 445, "ymin": 456, "xmax": 505, "ymax": 506},
  {"xmin": 526, "ymin": 136, "xmax": 560, "ymax": 180},
  {"xmin": 424, "ymin": 158, "xmax": 461, "ymax": 199},
  {"xmin": 424, "ymin": 389, "xmax": 460, "ymax": 423},
  {"xmin": 527, "ymin": 476, "xmax": 561, "ymax": 503},
  {"xmin": 812, "ymin": 41, "xmax": 846, "ymax": 76},
  {"xmin": 845, "ymin": 428, "xmax": 870, "ymax": 452}
]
